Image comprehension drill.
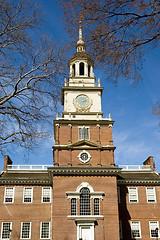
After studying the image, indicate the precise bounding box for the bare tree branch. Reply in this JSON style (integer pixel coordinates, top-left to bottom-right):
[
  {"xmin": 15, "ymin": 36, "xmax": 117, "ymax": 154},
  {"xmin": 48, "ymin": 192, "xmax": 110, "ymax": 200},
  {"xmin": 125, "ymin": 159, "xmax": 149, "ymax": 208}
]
[
  {"xmin": 0, "ymin": 0, "xmax": 66, "ymax": 153},
  {"xmin": 61, "ymin": 0, "xmax": 160, "ymax": 117}
]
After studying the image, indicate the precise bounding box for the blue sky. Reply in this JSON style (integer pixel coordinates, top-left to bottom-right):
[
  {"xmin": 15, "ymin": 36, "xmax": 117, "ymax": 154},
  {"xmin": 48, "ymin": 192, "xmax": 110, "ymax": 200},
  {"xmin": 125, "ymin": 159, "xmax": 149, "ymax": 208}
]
[{"xmin": 0, "ymin": 0, "xmax": 160, "ymax": 172}]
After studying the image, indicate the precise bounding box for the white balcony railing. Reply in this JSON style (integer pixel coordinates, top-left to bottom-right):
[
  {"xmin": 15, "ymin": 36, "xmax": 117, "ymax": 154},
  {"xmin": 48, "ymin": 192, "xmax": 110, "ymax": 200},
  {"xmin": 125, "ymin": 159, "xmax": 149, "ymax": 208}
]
[
  {"xmin": 118, "ymin": 165, "xmax": 152, "ymax": 171},
  {"xmin": 6, "ymin": 164, "xmax": 152, "ymax": 171},
  {"xmin": 7, "ymin": 165, "xmax": 53, "ymax": 171}
]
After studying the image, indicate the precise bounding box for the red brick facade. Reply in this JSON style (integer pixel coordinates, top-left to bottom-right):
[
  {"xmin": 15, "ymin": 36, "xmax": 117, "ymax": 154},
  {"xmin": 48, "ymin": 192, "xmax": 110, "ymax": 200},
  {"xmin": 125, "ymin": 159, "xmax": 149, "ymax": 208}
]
[{"xmin": 0, "ymin": 25, "xmax": 160, "ymax": 240}]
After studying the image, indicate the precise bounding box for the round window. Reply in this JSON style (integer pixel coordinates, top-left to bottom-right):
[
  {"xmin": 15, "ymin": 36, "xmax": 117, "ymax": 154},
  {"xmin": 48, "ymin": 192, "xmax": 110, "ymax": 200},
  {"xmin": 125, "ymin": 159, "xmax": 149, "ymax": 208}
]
[{"xmin": 78, "ymin": 150, "xmax": 91, "ymax": 163}]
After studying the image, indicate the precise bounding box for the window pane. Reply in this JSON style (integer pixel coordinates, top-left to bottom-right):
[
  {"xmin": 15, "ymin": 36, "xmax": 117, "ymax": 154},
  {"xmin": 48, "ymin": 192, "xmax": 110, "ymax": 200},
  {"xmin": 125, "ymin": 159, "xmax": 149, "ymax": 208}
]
[
  {"xmin": 146, "ymin": 187, "xmax": 156, "ymax": 202},
  {"xmin": 79, "ymin": 128, "xmax": 83, "ymax": 140},
  {"xmin": 84, "ymin": 128, "xmax": 89, "ymax": 140},
  {"xmin": 2, "ymin": 222, "xmax": 11, "ymax": 239},
  {"xmin": 80, "ymin": 188, "xmax": 91, "ymax": 215},
  {"xmin": 79, "ymin": 128, "xmax": 89, "ymax": 140},
  {"xmin": 23, "ymin": 188, "xmax": 32, "ymax": 203},
  {"xmin": 150, "ymin": 221, "xmax": 159, "ymax": 238},
  {"xmin": 42, "ymin": 187, "xmax": 51, "ymax": 203},
  {"xmin": 71, "ymin": 198, "xmax": 77, "ymax": 215},
  {"xmin": 21, "ymin": 222, "xmax": 31, "ymax": 239},
  {"xmin": 128, "ymin": 187, "xmax": 138, "ymax": 202},
  {"xmin": 94, "ymin": 198, "xmax": 100, "ymax": 215},
  {"xmin": 5, "ymin": 187, "xmax": 14, "ymax": 203},
  {"xmin": 41, "ymin": 222, "xmax": 50, "ymax": 239},
  {"xmin": 131, "ymin": 221, "xmax": 141, "ymax": 238}
]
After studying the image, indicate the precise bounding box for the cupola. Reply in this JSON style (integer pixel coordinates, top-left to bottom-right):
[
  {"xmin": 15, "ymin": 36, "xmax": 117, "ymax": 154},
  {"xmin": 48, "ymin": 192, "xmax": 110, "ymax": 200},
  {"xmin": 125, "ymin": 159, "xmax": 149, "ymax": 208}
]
[{"xmin": 68, "ymin": 21, "xmax": 94, "ymax": 79}]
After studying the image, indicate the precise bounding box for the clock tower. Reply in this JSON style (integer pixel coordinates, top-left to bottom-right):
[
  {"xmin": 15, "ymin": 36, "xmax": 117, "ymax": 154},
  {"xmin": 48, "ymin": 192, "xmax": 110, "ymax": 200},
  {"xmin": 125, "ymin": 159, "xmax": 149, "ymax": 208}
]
[
  {"xmin": 53, "ymin": 22, "xmax": 116, "ymax": 167},
  {"xmin": 51, "ymin": 22, "xmax": 120, "ymax": 240}
]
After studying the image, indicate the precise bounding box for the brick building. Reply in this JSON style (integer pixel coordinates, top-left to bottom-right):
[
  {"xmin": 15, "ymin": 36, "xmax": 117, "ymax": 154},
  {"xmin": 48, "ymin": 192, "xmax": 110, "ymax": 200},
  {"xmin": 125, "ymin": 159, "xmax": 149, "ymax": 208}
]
[{"xmin": 0, "ymin": 23, "xmax": 160, "ymax": 240}]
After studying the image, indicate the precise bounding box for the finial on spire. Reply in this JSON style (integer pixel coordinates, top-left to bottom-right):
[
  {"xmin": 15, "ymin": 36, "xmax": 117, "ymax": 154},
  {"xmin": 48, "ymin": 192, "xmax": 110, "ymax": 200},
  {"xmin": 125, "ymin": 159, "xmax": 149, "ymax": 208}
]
[
  {"xmin": 79, "ymin": 20, "xmax": 82, "ymax": 41},
  {"xmin": 76, "ymin": 16, "xmax": 86, "ymax": 53}
]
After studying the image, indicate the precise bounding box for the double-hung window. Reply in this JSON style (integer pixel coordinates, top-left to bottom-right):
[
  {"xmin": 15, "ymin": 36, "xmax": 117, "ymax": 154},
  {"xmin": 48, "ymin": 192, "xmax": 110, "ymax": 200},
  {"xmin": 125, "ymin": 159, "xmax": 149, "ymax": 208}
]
[
  {"xmin": 79, "ymin": 127, "xmax": 89, "ymax": 140},
  {"xmin": 149, "ymin": 221, "xmax": 159, "ymax": 238},
  {"xmin": 21, "ymin": 222, "xmax": 31, "ymax": 239},
  {"xmin": 131, "ymin": 221, "xmax": 141, "ymax": 238},
  {"xmin": 94, "ymin": 198, "xmax": 100, "ymax": 215},
  {"xmin": 1, "ymin": 222, "xmax": 12, "ymax": 239},
  {"xmin": 23, "ymin": 187, "xmax": 33, "ymax": 203},
  {"xmin": 128, "ymin": 187, "xmax": 138, "ymax": 203},
  {"xmin": 42, "ymin": 187, "xmax": 51, "ymax": 203},
  {"xmin": 4, "ymin": 187, "xmax": 14, "ymax": 203},
  {"xmin": 40, "ymin": 222, "xmax": 50, "ymax": 239},
  {"xmin": 146, "ymin": 187, "xmax": 156, "ymax": 202},
  {"xmin": 71, "ymin": 198, "xmax": 77, "ymax": 215}
]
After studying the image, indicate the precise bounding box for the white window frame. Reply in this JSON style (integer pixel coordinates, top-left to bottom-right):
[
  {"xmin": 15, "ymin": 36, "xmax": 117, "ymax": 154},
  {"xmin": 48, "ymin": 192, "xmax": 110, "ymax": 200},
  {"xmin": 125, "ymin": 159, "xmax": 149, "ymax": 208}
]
[
  {"xmin": 42, "ymin": 187, "xmax": 51, "ymax": 203},
  {"xmin": 4, "ymin": 187, "xmax": 14, "ymax": 203},
  {"xmin": 131, "ymin": 221, "xmax": 141, "ymax": 239},
  {"xmin": 146, "ymin": 187, "xmax": 156, "ymax": 203},
  {"xmin": 1, "ymin": 222, "xmax": 12, "ymax": 240},
  {"xmin": 23, "ymin": 187, "xmax": 33, "ymax": 203},
  {"xmin": 149, "ymin": 221, "xmax": 160, "ymax": 238},
  {"xmin": 40, "ymin": 222, "xmax": 50, "ymax": 239},
  {"xmin": 128, "ymin": 187, "xmax": 138, "ymax": 203},
  {"xmin": 78, "ymin": 126, "xmax": 90, "ymax": 141},
  {"xmin": 21, "ymin": 222, "xmax": 31, "ymax": 239}
]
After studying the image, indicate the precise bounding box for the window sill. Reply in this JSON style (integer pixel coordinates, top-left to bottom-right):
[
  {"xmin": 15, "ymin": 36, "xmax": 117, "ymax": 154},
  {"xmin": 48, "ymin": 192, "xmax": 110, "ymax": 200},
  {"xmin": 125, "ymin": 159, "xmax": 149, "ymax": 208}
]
[{"xmin": 67, "ymin": 215, "xmax": 104, "ymax": 221}]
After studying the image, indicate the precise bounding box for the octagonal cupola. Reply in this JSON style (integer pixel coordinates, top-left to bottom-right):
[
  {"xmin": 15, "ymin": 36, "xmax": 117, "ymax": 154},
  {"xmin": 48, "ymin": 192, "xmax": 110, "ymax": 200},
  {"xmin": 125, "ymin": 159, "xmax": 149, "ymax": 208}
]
[{"xmin": 68, "ymin": 21, "xmax": 95, "ymax": 82}]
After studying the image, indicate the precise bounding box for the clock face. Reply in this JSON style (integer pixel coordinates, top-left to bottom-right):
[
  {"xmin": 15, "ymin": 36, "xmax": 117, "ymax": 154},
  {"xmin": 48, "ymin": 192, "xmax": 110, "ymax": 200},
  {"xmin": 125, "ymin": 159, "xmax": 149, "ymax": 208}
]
[
  {"xmin": 78, "ymin": 150, "xmax": 91, "ymax": 163},
  {"xmin": 74, "ymin": 94, "xmax": 91, "ymax": 110}
]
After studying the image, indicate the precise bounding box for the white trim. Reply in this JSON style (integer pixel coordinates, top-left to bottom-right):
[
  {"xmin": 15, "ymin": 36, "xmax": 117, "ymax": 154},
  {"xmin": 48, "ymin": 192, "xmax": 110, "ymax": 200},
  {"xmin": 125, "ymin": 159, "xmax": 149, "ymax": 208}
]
[
  {"xmin": 23, "ymin": 187, "xmax": 33, "ymax": 203},
  {"xmin": 66, "ymin": 191, "xmax": 104, "ymax": 199},
  {"xmin": 4, "ymin": 187, "xmax": 14, "ymax": 203},
  {"xmin": 146, "ymin": 187, "xmax": 156, "ymax": 203},
  {"xmin": 76, "ymin": 182, "xmax": 94, "ymax": 193},
  {"xmin": 1, "ymin": 222, "xmax": 12, "ymax": 240},
  {"xmin": 77, "ymin": 222, "xmax": 95, "ymax": 240},
  {"xmin": 21, "ymin": 222, "xmax": 31, "ymax": 239},
  {"xmin": 78, "ymin": 150, "xmax": 91, "ymax": 163},
  {"xmin": 68, "ymin": 215, "xmax": 104, "ymax": 219},
  {"xmin": 42, "ymin": 187, "xmax": 51, "ymax": 203},
  {"xmin": 40, "ymin": 222, "xmax": 50, "ymax": 239}
]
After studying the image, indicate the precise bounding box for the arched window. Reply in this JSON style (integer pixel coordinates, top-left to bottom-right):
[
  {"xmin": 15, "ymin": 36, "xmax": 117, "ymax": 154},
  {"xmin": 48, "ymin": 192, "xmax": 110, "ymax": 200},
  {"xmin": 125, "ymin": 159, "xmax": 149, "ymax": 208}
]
[
  {"xmin": 80, "ymin": 187, "xmax": 91, "ymax": 215},
  {"xmin": 72, "ymin": 64, "xmax": 75, "ymax": 77},
  {"xmin": 66, "ymin": 182, "xmax": 104, "ymax": 216},
  {"xmin": 79, "ymin": 62, "xmax": 84, "ymax": 75}
]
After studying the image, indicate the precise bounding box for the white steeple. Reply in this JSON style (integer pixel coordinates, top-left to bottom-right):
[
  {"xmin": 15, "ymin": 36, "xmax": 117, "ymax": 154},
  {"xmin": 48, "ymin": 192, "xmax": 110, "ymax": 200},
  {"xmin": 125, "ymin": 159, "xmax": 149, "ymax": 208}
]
[{"xmin": 61, "ymin": 21, "xmax": 103, "ymax": 120}]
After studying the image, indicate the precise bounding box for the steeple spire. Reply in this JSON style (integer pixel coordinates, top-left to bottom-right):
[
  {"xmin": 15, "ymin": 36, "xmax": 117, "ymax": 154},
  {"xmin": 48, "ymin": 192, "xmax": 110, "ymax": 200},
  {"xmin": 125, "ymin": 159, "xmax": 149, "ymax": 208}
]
[
  {"xmin": 76, "ymin": 20, "xmax": 86, "ymax": 52},
  {"xmin": 79, "ymin": 20, "xmax": 83, "ymax": 41}
]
